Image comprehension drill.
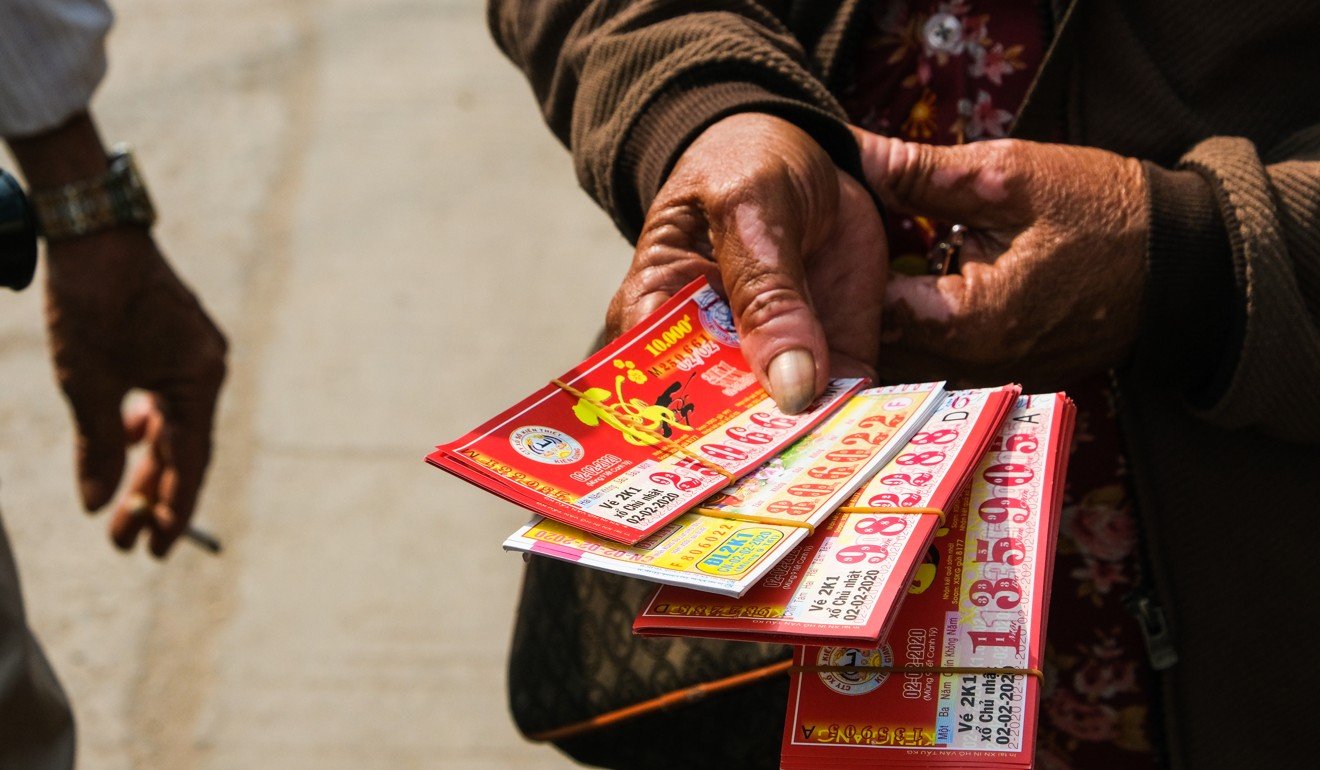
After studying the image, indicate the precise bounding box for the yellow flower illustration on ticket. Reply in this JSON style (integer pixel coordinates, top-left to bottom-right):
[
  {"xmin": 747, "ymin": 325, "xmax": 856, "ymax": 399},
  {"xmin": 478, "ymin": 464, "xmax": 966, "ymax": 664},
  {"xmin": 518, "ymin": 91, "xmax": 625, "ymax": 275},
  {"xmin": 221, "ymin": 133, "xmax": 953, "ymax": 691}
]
[{"xmin": 570, "ymin": 370, "xmax": 691, "ymax": 447}]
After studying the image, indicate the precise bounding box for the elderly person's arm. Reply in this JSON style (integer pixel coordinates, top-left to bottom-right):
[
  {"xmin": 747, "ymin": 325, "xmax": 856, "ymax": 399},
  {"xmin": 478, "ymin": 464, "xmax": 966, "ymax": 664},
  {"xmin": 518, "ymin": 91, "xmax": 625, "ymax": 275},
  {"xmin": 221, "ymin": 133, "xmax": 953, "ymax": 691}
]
[
  {"xmin": 489, "ymin": 0, "xmax": 885, "ymax": 413},
  {"xmin": 2, "ymin": 0, "xmax": 228, "ymax": 556}
]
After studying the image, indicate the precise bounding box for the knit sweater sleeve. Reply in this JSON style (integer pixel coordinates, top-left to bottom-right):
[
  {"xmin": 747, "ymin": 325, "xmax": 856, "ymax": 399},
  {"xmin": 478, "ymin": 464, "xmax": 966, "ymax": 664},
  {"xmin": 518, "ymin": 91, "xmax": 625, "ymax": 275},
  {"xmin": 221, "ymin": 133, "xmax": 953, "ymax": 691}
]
[
  {"xmin": 486, "ymin": 0, "xmax": 860, "ymax": 242},
  {"xmin": 1138, "ymin": 131, "xmax": 1320, "ymax": 443}
]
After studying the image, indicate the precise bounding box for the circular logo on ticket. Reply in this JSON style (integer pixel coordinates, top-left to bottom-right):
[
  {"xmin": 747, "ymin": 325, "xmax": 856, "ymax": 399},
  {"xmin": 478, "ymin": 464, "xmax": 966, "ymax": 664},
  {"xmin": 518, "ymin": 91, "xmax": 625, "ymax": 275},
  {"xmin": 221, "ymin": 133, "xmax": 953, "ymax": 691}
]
[
  {"xmin": 816, "ymin": 645, "xmax": 894, "ymax": 696},
  {"xmin": 509, "ymin": 426, "xmax": 584, "ymax": 465},
  {"xmin": 695, "ymin": 287, "xmax": 740, "ymax": 348}
]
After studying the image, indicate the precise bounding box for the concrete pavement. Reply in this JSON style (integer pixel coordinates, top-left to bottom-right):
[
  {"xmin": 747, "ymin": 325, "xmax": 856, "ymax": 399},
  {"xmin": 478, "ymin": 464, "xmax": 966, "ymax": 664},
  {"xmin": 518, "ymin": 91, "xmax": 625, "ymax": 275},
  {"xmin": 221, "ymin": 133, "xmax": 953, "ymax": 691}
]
[{"xmin": 0, "ymin": 1, "xmax": 624, "ymax": 766}]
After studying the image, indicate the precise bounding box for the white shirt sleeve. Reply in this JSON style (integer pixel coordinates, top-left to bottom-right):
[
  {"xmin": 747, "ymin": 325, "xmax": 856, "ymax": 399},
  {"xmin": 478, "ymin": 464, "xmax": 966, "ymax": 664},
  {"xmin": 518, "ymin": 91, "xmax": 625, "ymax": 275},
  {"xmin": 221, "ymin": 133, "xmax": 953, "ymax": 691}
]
[{"xmin": 0, "ymin": 0, "xmax": 114, "ymax": 138}]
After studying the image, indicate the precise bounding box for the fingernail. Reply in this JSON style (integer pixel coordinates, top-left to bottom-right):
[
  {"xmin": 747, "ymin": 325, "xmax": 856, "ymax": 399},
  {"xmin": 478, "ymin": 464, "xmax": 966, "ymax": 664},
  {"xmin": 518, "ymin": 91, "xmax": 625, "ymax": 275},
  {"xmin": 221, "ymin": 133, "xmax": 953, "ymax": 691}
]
[{"xmin": 767, "ymin": 349, "xmax": 816, "ymax": 415}]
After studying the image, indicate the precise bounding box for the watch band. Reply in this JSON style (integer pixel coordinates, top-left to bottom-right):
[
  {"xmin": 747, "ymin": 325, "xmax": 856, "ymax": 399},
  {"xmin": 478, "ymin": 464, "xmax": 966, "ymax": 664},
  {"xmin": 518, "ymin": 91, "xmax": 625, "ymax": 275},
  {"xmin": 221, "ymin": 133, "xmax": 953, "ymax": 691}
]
[{"xmin": 30, "ymin": 143, "xmax": 157, "ymax": 241}]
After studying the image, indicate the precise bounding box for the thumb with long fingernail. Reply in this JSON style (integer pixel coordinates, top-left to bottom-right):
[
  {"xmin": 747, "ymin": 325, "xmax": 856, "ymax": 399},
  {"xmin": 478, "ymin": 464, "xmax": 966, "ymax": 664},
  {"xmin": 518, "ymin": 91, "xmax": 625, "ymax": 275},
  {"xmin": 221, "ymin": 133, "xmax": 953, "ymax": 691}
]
[{"xmin": 767, "ymin": 348, "xmax": 816, "ymax": 414}]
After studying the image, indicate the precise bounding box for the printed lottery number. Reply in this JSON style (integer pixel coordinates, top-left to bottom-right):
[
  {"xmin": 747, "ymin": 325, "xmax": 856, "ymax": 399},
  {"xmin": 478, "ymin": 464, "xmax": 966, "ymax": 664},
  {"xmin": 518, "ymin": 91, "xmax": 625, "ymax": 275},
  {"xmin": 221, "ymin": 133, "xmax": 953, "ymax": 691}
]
[
  {"xmin": 853, "ymin": 516, "xmax": 907, "ymax": 536},
  {"xmin": 701, "ymin": 444, "xmax": 749, "ymax": 463},
  {"xmin": 857, "ymin": 414, "xmax": 904, "ymax": 429},
  {"xmin": 836, "ymin": 543, "xmax": 889, "ymax": 564},
  {"xmin": 867, "ymin": 492, "xmax": 922, "ymax": 508},
  {"xmin": 648, "ymin": 472, "xmax": 702, "ymax": 491},
  {"xmin": 808, "ymin": 465, "xmax": 854, "ymax": 481},
  {"xmin": 969, "ymin": 577, "xmax": 1023, "ymax": 609},
  {"xmin": 896, "ymin": 450, "xmax": 945, "ymax": 467},
  {"xmin": 911, "ymin": 429, "xmax": 959, "ymax": 445},
  {"xmin": 879, "ymin": 472, "xmax": 933, "ymax": 487},
  {"xmin": 749, "ymin": 412, "xmax": 796, "ymax": 430},
  {"xmin": 978, "ymin": 497, "xmax": 1031, "ymax": 525},
  {"xmin": 725, "ymin": 426, "xmax": 774, "ymax": 445},
  {"xmin": 975, "ymin": 536, "xmax": 1027, "ymax": 565},
  {"xmin": 841, "ymin": 432, "xmax": 886, "ymax": 447},
  {"xmin": 767, "ymin": 500, "xmax": 814, "ymax": 517},
  {"xmin": 1003, "ymin": 433, "xmax": 1038, "ymax": 453},
  {"xmin": 983, "ymin": 463, "xmax": 1033, "ymax": 487}
]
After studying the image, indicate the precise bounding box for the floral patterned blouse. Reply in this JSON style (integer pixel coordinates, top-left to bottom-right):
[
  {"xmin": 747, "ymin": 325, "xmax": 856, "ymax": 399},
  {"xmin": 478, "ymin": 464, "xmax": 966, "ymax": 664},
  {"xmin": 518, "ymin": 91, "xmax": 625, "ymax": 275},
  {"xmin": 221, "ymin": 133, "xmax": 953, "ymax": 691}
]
[{"xmin": 843, "ymin": 3, "xmax": 1165, "ymax": 767}]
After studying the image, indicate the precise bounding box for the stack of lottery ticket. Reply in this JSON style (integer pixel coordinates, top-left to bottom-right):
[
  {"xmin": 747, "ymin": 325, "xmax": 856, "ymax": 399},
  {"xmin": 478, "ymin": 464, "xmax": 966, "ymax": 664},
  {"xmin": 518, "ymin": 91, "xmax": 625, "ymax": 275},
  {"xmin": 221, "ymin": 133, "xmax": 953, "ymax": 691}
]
[
  {"xmin": 428, "ymin": 279, "xmax": 866, "ymax": 545},
  {"xmin": 631, "ymin": 385, "xmax": 1019, "ymax": 643},
  {"xmin": 780, "ymin": 393, "xmax": 1075, "ymax": 769},
  {"xmin": 501, "ymin": 382, "xmax": 945, "ymax": 596}
]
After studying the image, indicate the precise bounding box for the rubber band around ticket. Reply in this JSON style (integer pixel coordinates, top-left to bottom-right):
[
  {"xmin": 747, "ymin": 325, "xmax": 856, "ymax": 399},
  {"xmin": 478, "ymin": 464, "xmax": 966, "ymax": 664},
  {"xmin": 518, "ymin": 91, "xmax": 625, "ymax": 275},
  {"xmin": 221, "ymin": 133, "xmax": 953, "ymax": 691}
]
[
  {"xmin": 694, "ymin": 507, "xmax": 818, "ymax": 532},
  {"xmin": 791, "ymin": 664, "xmax": 1043, "ymax": 679},
  {"xmin": 550, "ymin": 379, "xmax": 736, "ymax": 481},
  {"xmin": 838, "ymin": 505, "xmax": 947, "ymax": 527},
  {"xmin": 692, "ymin": 506, "xmax": 946, "ymax": 535}
]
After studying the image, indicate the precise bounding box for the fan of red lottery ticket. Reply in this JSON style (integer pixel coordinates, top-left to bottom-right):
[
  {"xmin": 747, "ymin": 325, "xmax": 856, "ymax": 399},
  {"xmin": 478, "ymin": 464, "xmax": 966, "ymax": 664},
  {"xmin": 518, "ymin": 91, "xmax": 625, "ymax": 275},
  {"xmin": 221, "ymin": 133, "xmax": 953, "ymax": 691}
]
[{"xmin": 430, "ymin": 278, "xmax": 1075, "ymax": 768}]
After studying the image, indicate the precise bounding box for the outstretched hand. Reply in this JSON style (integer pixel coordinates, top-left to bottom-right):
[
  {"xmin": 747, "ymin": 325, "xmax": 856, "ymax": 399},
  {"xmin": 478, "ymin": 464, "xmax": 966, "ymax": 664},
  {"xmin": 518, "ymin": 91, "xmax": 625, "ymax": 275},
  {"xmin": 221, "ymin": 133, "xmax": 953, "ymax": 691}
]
[
  {"xmin": 607, "ymin": 113, "xmax": 887, "ymax": 414},
  {"xmin": 45, "ymin": 227, "xmax": 227, "ymax": 557},
  {"xmin": 851, "ymin": 129, "xmax": 1150, "ymax": 388}
]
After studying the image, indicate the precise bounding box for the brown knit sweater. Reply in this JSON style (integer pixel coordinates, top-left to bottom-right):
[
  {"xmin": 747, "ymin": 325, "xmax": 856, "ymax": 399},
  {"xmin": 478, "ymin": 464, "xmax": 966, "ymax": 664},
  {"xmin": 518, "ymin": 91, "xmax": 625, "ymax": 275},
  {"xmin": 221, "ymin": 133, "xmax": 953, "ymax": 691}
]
[{"xmin": 490, "ymin": 1, "xmax": 1320, "ymax": 767}]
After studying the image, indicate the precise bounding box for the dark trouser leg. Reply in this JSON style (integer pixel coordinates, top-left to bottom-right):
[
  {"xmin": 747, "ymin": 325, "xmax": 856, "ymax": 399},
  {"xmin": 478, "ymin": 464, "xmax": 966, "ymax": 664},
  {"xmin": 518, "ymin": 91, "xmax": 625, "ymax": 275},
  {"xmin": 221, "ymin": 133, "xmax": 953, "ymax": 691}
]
[{"xmin": 0, "ymin": 503, "xmax": 76, "ymax": 770}]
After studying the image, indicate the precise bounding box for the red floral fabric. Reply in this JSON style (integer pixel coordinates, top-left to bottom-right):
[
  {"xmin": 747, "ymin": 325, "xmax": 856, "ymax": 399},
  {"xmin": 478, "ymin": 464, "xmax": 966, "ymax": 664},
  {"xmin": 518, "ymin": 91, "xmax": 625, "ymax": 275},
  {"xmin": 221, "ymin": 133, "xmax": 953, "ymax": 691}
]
[
  {"xmin": 843, "ymin": 3, "xmax": 1164, "ymax": 768},
  {"xmin": 842, "ymin": 0, "xmax": 1044, "ymax": 272}
]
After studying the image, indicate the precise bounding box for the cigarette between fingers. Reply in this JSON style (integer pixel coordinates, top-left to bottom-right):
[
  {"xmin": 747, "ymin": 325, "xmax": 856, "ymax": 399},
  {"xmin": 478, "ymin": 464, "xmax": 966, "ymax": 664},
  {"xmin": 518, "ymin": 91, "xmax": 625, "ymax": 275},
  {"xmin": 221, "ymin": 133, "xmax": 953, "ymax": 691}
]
[
  {"xmin": 125, "ymin": 494, "xmax": 222, "ymax": 555},
  {"xmin": 184, "ymin": 526, "xmax": 223, "ymax": 555}
]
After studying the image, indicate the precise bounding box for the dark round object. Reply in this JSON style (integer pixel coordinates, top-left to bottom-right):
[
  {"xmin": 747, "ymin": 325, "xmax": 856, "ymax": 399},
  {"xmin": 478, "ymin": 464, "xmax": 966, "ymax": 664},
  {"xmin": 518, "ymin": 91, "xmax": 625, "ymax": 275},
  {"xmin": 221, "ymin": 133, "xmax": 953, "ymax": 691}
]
[{"xmin": 0, "ymin": 168, "xmax": 38, "ymax": 292}]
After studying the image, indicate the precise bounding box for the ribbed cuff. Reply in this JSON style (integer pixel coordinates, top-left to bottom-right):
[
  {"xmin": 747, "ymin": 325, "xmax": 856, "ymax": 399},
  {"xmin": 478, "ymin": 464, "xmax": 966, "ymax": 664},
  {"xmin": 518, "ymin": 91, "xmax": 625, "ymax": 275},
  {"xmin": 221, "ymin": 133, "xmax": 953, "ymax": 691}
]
[
  {"xmin": 615, "ymin": 78, "xmax": 864, "ymax": 242},
  {"xmin": 1140, "ymin": 162, "xmax": 1240, "ymax": 404}
]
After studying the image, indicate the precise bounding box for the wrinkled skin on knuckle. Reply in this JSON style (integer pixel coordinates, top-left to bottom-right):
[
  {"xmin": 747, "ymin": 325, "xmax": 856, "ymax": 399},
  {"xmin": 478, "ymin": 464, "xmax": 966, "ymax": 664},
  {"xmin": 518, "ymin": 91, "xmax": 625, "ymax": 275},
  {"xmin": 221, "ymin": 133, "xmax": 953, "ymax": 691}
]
[
  {"xmin": 737, "ymin": 280, "xmax": 812, "ymax": 335},
  {"xmin": 881, "ymin": 139, "xmax": 934, "ymax": 208},
  {"xmin": 979, "ymin": 139, "xmax": 1019, "ymax": 176},
  {"xmin": 970, "ymin": 140, "xmax": 1036, "ymax": 221},
  {"xmin": 984, "ymin": 140, "xmax": 1022, "ymax": 181},
  {"xmin": 639, "ymin": 217, "xmax": 711, "ymax": 260},
  {"xmin": 634, "ymin": 235, "xmax": 705, "ymax": 276}
]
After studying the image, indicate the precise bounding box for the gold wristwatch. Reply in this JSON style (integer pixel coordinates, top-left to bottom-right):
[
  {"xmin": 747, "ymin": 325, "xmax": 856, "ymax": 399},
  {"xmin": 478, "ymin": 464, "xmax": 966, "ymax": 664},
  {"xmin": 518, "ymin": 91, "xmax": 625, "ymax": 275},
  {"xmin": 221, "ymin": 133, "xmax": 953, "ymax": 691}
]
[{"xmin": 30, "ymin": 143, "xmax": 157, "ymax": 241}]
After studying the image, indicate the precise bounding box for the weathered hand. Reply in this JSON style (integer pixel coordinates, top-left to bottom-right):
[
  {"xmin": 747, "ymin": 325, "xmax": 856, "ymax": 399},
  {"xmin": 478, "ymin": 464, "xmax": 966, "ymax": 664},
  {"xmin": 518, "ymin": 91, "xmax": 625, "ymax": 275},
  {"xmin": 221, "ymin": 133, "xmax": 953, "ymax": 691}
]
[
  {"xmin": 851, "ymin": 130, "xmax": 1149, "ymax": 387},
  {"xmin": 607, "ymin": 113, "xmax": 887, "ymax": 414},
  {"xmin": 45, "ymin": 227, "xmax": 227, "ymax": 557}
]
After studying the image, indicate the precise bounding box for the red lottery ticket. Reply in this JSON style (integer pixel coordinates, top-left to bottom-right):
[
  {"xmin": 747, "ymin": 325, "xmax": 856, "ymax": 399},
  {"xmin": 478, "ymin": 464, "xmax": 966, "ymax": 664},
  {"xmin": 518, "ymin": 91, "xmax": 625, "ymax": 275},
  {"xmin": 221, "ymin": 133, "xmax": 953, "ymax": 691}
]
[
  {"xmin": 780, "ymin": 393, "xmax": 1075, "ymax": 770},
  {"xmin": 632, "ymin": 385, "xmax": 1019, "ymax": 645},
  {"xmin": 428, "ymin": 278, "xmax": 865, "ymax": 544}
]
